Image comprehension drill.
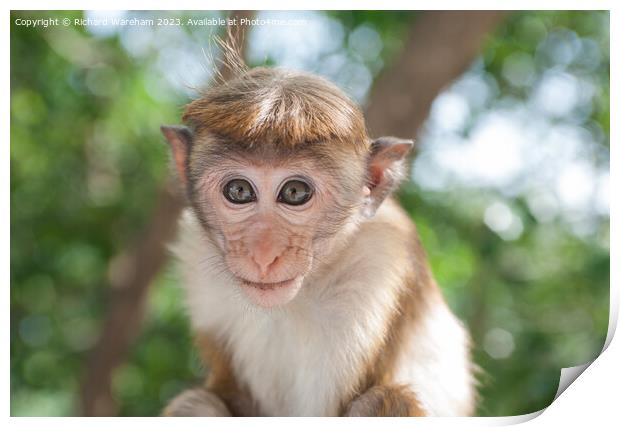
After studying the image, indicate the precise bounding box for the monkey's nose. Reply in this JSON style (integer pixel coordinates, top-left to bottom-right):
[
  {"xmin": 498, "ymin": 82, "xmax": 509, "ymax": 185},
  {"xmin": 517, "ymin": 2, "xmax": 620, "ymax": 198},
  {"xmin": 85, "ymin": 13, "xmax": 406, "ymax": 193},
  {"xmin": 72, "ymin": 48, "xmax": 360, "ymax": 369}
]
[{"xmin": 251, "ymin": 252, "xmax": 280, "ymax": 278}]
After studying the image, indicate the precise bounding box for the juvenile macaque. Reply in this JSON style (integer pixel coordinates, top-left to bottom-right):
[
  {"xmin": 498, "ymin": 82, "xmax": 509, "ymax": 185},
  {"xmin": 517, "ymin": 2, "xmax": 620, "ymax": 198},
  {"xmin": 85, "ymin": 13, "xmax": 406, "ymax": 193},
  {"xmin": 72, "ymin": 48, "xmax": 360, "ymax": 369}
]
[{"xmin": 160, "ymin": 62, "xmax": 475, "ymax": 416}]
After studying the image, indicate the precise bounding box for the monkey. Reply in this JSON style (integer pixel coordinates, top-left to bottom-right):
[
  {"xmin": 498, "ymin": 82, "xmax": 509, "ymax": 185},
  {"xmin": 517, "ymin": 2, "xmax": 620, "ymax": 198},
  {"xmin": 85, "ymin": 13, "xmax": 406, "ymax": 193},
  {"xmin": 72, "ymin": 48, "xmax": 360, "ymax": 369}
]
[{"xmin": 159, "ymin": 64, "xmax": 476, "ymax": 417}]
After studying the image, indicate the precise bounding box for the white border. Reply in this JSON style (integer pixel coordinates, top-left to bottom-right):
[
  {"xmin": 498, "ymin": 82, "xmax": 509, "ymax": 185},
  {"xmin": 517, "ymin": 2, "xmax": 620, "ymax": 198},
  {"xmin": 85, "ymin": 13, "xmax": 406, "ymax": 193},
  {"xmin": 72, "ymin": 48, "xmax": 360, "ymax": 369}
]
[{"xmin": 3, "ymin": 1, "xmax": 616, "ymax": 425}]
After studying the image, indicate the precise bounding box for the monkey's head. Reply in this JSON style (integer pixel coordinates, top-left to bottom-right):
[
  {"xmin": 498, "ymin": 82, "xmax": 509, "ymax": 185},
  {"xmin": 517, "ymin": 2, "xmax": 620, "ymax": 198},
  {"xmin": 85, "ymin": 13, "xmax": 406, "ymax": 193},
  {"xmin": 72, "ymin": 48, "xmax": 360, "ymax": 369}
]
[{"xmin": 162, "ymin": 67, "xmax": 412, "ymax": 308}]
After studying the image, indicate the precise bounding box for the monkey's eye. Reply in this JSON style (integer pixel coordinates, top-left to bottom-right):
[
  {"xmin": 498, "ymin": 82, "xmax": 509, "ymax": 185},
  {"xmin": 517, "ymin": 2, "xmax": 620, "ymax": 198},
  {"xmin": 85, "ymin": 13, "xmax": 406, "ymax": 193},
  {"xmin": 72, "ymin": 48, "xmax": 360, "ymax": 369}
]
[
  {"xmin": 278, "ymin": 180, "xmax": 313, "ymax": 206},
  {"xmin": 223, "ymin": 179, "xmax": 256, "ymax": 204}
]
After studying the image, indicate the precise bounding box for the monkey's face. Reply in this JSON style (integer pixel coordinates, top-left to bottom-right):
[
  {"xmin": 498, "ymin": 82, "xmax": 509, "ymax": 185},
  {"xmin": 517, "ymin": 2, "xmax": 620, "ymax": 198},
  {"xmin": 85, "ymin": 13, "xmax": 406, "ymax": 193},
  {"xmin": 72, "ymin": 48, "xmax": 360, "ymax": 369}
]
[
  {"xmin": 161, "ymin": 126, "xmax": 413, "ymax": 308},
  {"xmin": 190, "ymin": 149, "xmax": 366, "ymax": 308}
]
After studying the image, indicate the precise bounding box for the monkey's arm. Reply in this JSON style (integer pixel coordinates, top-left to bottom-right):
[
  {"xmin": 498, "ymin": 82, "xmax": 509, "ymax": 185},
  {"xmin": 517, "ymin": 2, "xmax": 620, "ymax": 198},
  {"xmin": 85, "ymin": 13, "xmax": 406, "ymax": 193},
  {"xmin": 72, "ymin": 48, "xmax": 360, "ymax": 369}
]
[
  {"xmin": 344, "ymin": 385, "xmax": 426, "ymax": 417},
  {"xmin": 163, "ymin": 388, "xmax": 231, "ymax": 416},
  {"xmin": 163, "ymin": 385, "xmax": 258, "ymax": 417},
  {"xmin": 162, "ymin": 332, "xmax": 258, "ymax": 416}
]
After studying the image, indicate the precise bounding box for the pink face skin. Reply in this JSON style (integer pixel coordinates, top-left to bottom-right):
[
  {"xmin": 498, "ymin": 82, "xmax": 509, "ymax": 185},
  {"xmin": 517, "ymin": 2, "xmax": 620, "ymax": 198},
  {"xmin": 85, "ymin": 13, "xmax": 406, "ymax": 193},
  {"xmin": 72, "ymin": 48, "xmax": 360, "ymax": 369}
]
[{"xmin": 195, "ymin": 157, "xmax": 362, "ymax": 308}]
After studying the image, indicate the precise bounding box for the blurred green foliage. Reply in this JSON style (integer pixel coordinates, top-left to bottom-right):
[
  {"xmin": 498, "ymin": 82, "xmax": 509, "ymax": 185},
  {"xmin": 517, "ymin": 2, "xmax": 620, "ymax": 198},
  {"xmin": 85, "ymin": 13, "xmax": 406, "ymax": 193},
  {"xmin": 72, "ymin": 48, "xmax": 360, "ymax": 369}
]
[{"xmin": 10, "ymin": 10, "xmax": 609, "ymax": 416}]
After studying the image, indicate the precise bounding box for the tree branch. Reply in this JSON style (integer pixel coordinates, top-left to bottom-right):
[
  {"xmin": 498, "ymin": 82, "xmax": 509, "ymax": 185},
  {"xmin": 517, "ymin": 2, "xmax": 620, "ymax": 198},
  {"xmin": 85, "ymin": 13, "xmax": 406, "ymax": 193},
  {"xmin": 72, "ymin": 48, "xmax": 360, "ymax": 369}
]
[{"xmin": 365, "ymin": 11, "xmax": 506, "ymax": 140}]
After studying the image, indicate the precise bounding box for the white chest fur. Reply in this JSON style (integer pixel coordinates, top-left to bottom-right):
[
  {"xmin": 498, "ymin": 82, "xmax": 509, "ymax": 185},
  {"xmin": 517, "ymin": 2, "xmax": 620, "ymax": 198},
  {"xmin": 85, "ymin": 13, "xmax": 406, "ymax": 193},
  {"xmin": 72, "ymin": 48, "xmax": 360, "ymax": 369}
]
[{"xmin": 171, "ymin": 208, "xmax": 474, "ymax": 416}]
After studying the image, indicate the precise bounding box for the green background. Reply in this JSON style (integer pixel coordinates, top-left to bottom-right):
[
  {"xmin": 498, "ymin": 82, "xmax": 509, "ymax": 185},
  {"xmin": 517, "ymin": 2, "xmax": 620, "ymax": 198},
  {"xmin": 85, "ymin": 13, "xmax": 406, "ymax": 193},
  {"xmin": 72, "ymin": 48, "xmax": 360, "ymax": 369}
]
[{"xmin": 10, "ymin": 10, "xmax": 609, "ymax": 416}]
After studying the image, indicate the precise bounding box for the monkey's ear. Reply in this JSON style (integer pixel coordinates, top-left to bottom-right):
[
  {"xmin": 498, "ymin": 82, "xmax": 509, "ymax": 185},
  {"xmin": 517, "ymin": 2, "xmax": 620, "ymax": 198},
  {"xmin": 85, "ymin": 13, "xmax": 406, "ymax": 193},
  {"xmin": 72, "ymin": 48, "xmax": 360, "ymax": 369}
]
[
  {"xmin": 161, "ymin": 125, "xmax": 193, "ymax": 187},
  {"xmin": 364, "ymin": 137, "xmax": 414, "ymax": 217}
]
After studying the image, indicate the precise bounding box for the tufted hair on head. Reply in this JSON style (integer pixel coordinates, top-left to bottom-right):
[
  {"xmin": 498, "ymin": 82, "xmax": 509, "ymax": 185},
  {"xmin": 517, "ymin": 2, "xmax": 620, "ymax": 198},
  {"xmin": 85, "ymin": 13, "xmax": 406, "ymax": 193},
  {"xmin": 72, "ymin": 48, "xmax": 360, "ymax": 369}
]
[{"xmin": 183, "ymin": 66, "xmax": 370, "ymax": 153}]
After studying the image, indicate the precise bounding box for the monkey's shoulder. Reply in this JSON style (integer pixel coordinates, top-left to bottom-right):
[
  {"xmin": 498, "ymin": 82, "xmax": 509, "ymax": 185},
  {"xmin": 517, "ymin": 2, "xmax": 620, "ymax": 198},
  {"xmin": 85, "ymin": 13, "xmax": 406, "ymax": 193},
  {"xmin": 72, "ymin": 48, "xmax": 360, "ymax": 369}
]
[
  {"xmin": 346, "ymin": 197, "xmax": 421, "ymax": 269},
  {"xmin": 360, "ymin": 197, "xmax": 421, "ymax": 250}
]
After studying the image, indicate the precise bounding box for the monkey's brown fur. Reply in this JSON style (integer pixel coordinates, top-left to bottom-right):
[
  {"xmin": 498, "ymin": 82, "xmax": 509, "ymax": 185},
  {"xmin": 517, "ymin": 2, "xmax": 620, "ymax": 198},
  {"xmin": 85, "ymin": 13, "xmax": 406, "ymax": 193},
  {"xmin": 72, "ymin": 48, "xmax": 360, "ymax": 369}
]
[
  {"xmin": 162, "ymin": 51, "xmax": 475, "ymax": 417},
  {"xmin": 183, "ymin": 67, "xmax": 369, "ymax": 152}
]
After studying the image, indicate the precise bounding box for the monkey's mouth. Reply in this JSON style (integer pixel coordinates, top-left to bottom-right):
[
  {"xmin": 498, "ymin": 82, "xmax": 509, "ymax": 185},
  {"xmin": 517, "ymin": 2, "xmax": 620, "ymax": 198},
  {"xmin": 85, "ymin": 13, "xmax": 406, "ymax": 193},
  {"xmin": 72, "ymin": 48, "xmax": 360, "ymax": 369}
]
[
  {"xmin": 240, "ymin": 278, "xmax": 297, "ymax": 290},
  {"xmin": 236, "ymin": 276, "xmax": 304, "ymax": 308}
]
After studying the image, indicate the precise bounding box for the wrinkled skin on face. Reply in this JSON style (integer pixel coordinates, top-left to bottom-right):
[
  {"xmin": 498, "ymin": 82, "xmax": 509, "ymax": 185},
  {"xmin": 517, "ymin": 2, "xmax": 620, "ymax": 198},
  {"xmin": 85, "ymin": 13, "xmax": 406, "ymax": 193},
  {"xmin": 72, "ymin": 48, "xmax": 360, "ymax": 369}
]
[{"xmin": 188, "ymin": 145, "xmax": 367, "ymax": 308}]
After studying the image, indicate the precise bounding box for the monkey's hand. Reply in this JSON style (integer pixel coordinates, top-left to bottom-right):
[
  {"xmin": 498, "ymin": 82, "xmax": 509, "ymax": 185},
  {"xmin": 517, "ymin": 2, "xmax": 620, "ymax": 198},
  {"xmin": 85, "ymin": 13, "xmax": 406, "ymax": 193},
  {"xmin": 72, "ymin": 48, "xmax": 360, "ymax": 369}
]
[
  {"xmin": 162, "ymin": 388, "xmax": 231, "ymax": 417},
  {"xmin": 344, "ymin": 385, "xmax": 426, "ymax": 417}
]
